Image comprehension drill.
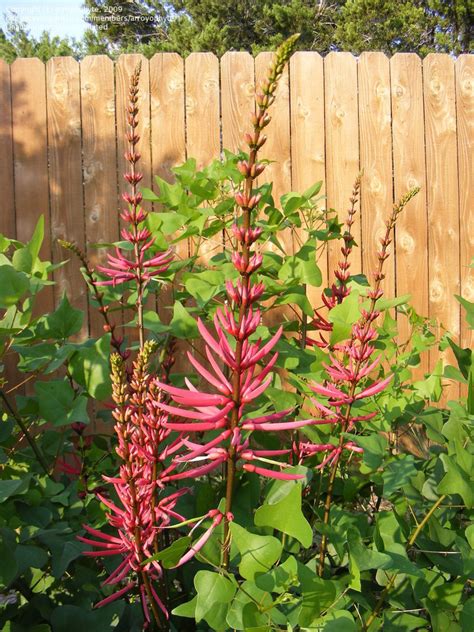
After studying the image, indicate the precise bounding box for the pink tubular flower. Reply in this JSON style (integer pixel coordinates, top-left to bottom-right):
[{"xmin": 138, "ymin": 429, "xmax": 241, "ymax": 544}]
[{"xmin": 79, "ymin": 344, "xmax": 187, "ymax": 621}]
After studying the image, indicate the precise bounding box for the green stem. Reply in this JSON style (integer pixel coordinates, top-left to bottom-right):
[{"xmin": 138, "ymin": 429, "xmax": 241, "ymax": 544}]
[{"xmin": 0, "ymin": 390, "xmax": 51, "ymax": 478}]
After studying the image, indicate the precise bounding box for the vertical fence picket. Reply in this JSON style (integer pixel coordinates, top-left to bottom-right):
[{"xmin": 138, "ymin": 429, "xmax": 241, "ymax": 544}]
[
  {"xmin": 184, "ymin": 52, "xmax": 220, "ymax": 264},
  {"xmin": 221, "ymin": 51, "xmax": 255, "ymax": 153},
  {"xmin": 11, "ymin": 58, "xmax": 54, "ymax": 316},
  {"xmin": 0, "ymin": 60, "xmax": 15, "ymax": 239},
  {"xmin": 455, "ymin": 55, "xmax": 474, "ymax": 353},
  {"xmin": 324, "ymin": 53, "xmax": 360, "ymax": 279},
  {"xmin": 81, "ymin": 55, "xmax": 118, "ymax": 339},
  {"xmin": 289, "ymin": 51, "xmax": 326, "ymax": 307},
  {"xmin": 424, "ymin": 54, "xmax": 460, "ymax": 399},
  {"xmin": 149, "ymin": 52, "xmax": 186, "ymax": 367},
  {"xmin": 358, "ymin": 53, "xmax": 394, "ymax": 298},
  {"xmin": 390, "ymin": 53, "xmax": 429, "ymax": 378},
  {"xmin": 46, "ymin": 57, "xmax": 87, "ymax": 333}
]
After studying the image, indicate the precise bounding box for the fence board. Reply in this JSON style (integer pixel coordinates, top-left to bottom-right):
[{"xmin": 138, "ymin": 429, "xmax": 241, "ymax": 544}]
[
  {"xmin": 390, "ymin": 53, "xmax": 429, "ymax": 377},
  {"xmin": 358, "ymin": 53, "xmax": 394, "ymax": 297},
  {"xmin": 324, "ymin": 53, "xmax": 360, "ymax": 280},
  {"xmin": 289, "ymin": 51, "xmax": 326, "ymax": 305},
  {"xmin": 1, "ymin": 52, "xmax": 472, "ymax": 390},
  {"xmin": 221, "ymin": 52, "xmax": 255, "ymax": 154},
  {"xmin": 11, "ymin": 58, "xmax": 54, "ymax": 316},
  {"xmin": 0, "ymin": 60, "xmax": 14, "ymax": 238},
  {"xmin": 81, "ymin": 55, "xmax": 118, "ymax": 338},
  {"xmin": 150, "ymin": 53, "xmax": 186, "ymax": 329},
  {"xmin": 185, "ymin": 52, "xmax": 220, "ymax": 264},
  {"xmin": 423, "ymin": 54, "xmax": 460, "ymax": 399},
  {"xmin": 455, "ymin": 55, "xmax": 474, "ymax": 352},
  {"xmin": 46, "ymin": 57, "xmax": 87, "ymax": 332}
]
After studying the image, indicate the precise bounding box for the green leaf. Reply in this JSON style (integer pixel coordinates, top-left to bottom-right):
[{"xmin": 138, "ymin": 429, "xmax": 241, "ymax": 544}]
[
  {"xmin": 12, "ymin": 247, "xmax": 33, "ymax": 273},
  {"xmin": 254, "ymin": 484, "xmax": 312, "ymax": 547},
  {"xmin": 27, "ymin": 215, "xmax": 45, "ymax": 262},
  {"xmin": 51, "ymin": 540, "xmax": 87, "ymax": 578},
  {"xmin": 143, "ymin": 536, "xmax": 191, "ymax": 569},
  {"xmin": 303, "ymin": 180, "xmax": 323, "ymax": 199},
  {"xmin": 382, "ymin": 455, "xmax": 417, "ymax": 496},
  {"xmin": 69, "ymin": 334, "xmax": 111, "ymax": 401},
  {"xmin": 297, "ymin": 563, "xmax": 337, "ymax": 627},
  {"xmin": 350, "ymin": 433, "xmax": 388, "ymax": 470},
  {"xmin": 194, "ymin": 570, "xmax": 235, "ymax": 624},
  {"xmin": 183, "ymin": 270, "xmax": 225, "ymax": 306},
  {"xmin": 255, "ymin": 555, "xmax": 298, "ymax": 593},
  {"xmin": 226, "ymin": 581, "xmax": 273, "ymax": 630},
  {"xmin": 169, "ymin": 301, "xmax": 198, "ymax": 339},
  {"xmin": 0, "ymin": 528, "xmax": 18, "ymax": 586},
  {"xmin": 438, "ymin": 454, "xmax": 473, "ymax": 507},
  {"xmin": 44, "ymin": 294, "xmax": 83, "ymax": 339},
  {"xmin": 0, "ymin": 478, "xmax": 29, "ymax": 502},
  {"xmin": 230, "ymin": 522, "xmax": 282, "ymax": 580},
  {"xmin": 278, "ymin": 238, "xmax": 322, "ymax": 287},
  {"xmin": 15, "ymin": 544, "xmax": 48, "ymax": 573},
  {"xmin": 172, "ymin": 596, "xmax": 197, "ymax": 618},
  {"xmin": 447, "ymin": 337, "xmax": 472, "ymax": 379},
  {"xmin": 274, "ymin": 286, "xmax": 313, "ymax": 317},
  {"xmin": 461, "ymin": 597, "xmax": 474, "ymax": 631},
  {"xmin": 455, "ymin": 294, "xmax": 474, "ymax": 329},
  {"xmin": 36, "ymin": 380, "xmax": 89, "ymax": 426},
  {"xmin": 428, "ymin": 579, "xmax": 465, "ymax": 610},
  {"xmin": 328, "ymin": 290, "xmax": 360, "ymax": 344},
  {"xmin": 0, "ymin": 265, "xmax": 29, "ymax": 307}
]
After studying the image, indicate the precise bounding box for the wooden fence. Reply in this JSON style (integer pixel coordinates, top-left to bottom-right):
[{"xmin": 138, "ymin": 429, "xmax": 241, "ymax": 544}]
[{"xmin": 0, "ymin": 52, "xmax": 472, "ymax": 398}]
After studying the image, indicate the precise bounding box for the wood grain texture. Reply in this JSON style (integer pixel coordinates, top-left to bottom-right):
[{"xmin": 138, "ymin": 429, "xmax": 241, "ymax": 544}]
[
  {"xmin": 289, "ymin": 51, "xmax": 327, "ymax": 305},
  {"xmin": 390, "ymin": 54, "xmax": 429, "ymax": 376},
  {"xmin": 423, "ymin": 54, "xmax": 460, "ymax": 398},
  {"xmin": 184, "ymin": 53, "xmax": 221, "ymax": 263},
  {"xmin": 81, "ymin": 55, "xmax": 118, "ymax": 338},
  {"xmin": 0, "ymin": 60, "xmax": 15, "ymax": 238},
  {"xmin": 455, "ymin": 55, "xmax": 474, "ymax": 352},
  {"xmin": 221, "ymin": 52, "xmax": 255, "ymax": 153},
  {"xmin": 358, "ymin": 53, "xmax": 394, "ymax": 297},
  {"xmin": 11, "ymin": 58, "xmax": 54, "ymax": 314},
  {"xmin": 150, "ymin": 53, "xmax": 186, "ymax": 326},
  {"xmin": 324, "ymin": 53, "xmax": 360, "ymax": 279},
  {"xmin": 185, "ymin": 53, "xmax": 220, "ymax": 168},
  {"xmin": 46, "ymin": 57, "xmax": 87, "ymax": 330}
]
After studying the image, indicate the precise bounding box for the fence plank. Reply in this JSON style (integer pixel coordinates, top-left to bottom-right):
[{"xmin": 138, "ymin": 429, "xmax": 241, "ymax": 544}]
[
  {"xmin": 358, "ymin": 53, "xmax": 394, "ymax": 297},
  {"xmin": 46, "ymin": 57, "xmax": 87, "ymax": 332},
  {"xmin": 0, "ymin": 60, "xmax": 15, "ymax": 239},
  {"xmin": 81, "ymin": 55, "xmax": 118, "ymax": 338},
  {"xmin": 390, "ymin": 53, "xmax": 429, "ymax": 377},
  {"xmin": 289, "ymin": 51, "xmax": 326, "ymax": 306},
  {"xmin": 11, "ymin": 58, "xmax": 54, "ymax": 315},
  {"xmin": 455, "ymin": 55, "xmax": 474, "ymax": 353},
  {"xmin": 221, "ymin": 52, "xmax": 255, "ymax": 153},
  {"xmin": 185, "ymin": 52, "xmax": 220, "ymax": 264},
  {"xmin": 423, "ymin": 54, "xmax": 460, "ymax": 399},
  {"xmin": 324, "ymin": 53, "xmax": 360, "ymax": 280},
  {"xmin": 150, "ymin": 53, "xmax": 186, "ymax": 329}
]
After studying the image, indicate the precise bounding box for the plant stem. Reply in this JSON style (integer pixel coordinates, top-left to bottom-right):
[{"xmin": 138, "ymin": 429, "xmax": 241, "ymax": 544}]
[
  {"xmin": 317, "ymin": 188, "xmax": 419, "ymax": 577},
  {"xmin": 0, "ymin": 389, "xmax": 51, "ymax": 478}
]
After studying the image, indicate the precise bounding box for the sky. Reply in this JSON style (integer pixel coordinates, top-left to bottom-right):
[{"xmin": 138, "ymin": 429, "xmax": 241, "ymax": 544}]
[{"xmin": 0, "ymin": 0, "xmax": 89, "ymax": 40}]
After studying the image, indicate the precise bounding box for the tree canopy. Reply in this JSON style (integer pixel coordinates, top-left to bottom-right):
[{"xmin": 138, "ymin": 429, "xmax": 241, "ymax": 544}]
[{"xmin": 1, "ymin": 0, "xmax": 472, "ymax": 62}]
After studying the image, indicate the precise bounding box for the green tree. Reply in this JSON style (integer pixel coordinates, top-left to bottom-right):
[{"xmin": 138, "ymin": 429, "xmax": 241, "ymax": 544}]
[
  {"xmin": 335, "ymin": 0, "xmax": 472, "ymax": 56},
  {"xmin": 0, "ymin": 12, "xmax": 80, "ymax": 62}
]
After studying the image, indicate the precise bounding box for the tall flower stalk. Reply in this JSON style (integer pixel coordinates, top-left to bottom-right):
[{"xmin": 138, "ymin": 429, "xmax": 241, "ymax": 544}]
[
  {"xmin": 79, "ymin": 345, "xmax": 186, "ymax": 627},
  {"xmin": 307, "ymin": 187, "xmax": 420, "ymax": 576},
  {"xmin": 154, "ymin": 35, "xmax": 322, "ymax": 570},
  {"xmin": 95, "ymin": 61, "xmax": 172, "ymax": 350}
]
